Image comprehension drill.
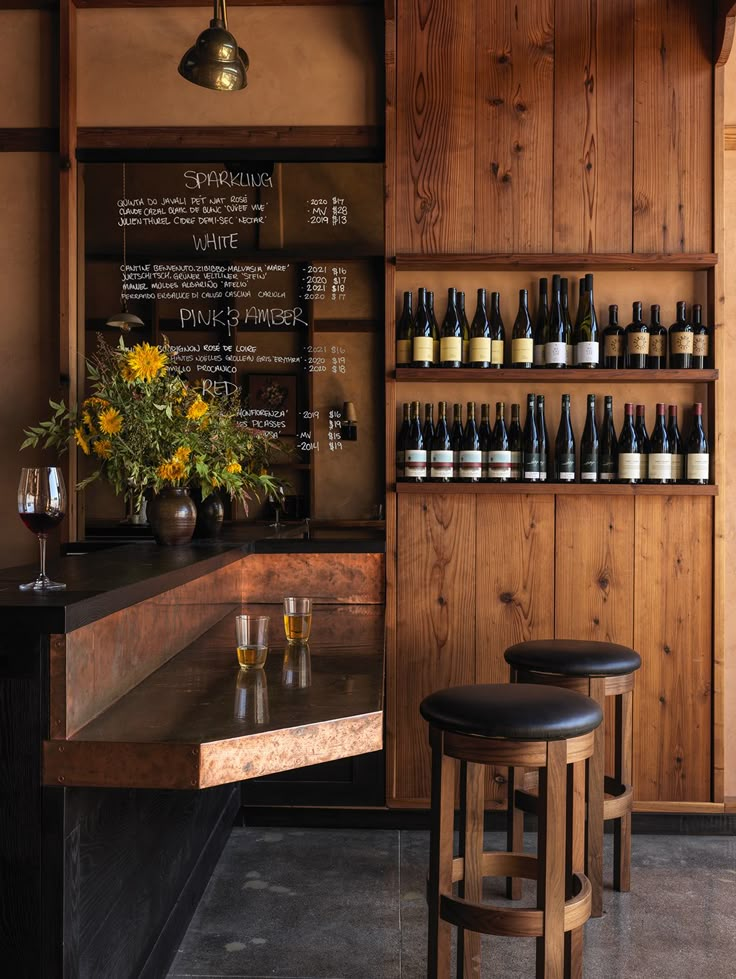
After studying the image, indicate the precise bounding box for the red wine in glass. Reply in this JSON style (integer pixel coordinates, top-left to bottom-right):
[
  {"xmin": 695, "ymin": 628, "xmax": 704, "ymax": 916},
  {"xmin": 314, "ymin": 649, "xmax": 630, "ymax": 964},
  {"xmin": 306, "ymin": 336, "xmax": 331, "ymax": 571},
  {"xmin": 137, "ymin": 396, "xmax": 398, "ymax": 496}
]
[{"xmin": 18, "ymin": 466, "xmax": 67, "ymax": 591}]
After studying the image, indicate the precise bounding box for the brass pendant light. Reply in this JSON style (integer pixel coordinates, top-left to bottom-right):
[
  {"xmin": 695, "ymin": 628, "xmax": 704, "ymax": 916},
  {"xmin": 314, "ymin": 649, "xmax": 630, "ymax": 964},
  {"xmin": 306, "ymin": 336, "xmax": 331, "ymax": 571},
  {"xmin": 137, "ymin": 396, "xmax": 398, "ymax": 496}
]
[
  {"xmin": 178, "ymin": 0, "xmax": 248, "ymax": 92},
  {"xmin": 106, "ymin": 163, "xmax": 144, "ymax": 331}
]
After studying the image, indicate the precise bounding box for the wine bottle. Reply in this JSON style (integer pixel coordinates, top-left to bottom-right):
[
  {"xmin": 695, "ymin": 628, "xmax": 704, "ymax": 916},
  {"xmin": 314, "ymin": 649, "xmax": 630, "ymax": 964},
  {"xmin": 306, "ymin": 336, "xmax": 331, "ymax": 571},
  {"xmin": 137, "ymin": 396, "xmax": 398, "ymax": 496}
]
[
  {"xmin": 537, "ymin": 394, "xmax": 549, "ymax": 481},
  {"xmin": 412, "ymin": 288, "xmax": 434, "ymax": 368},
  {"xmin": 580, "ymin": 393, "xmax": 599, "ymax": 482},
  {"xmin": 459, "ymin": 401, "xmax": 482, "ymax": 482},
  {"xmin": 572, "ymin": 277, "xmax": 586, "ymax": 364},
  {"xmin": 522, "ymin": 393, "xmax": 541, "ymax": 482},
  {"xmin": 599, "ymin": 395, "xmax": 618, "ymax": 483},
  {"xmin": 404, "ymin": 401, "xmax": 426, "ymax": 482},
  {"xmin": 439, "ymin": 287, "xmax": 462, "ymax": 368},
  {"xmin": 512, "ymin": 289, "xmax": 534, "ymax": 368},
  {"xmin": 648, "ymin": 304, "xmax": 667, "ymax": 369},
  {"xmin": 553, "ymin": 394, "xmax": 576, "ymax": 483},
  {"xmin": 422, "ymin": 403, "xmax": 435, "ymax": 464},
  {"xmin": 450, "ymin": 403, "xmax": 464, "ymax": 480},
  {"xmin": 576, "ymin": 273, "xmax": 600, "ymax": 368},
  {"xmin": 669, "ymin": 300, "xmax": 693, "ymax": 369},
  {"xmin": 603, "ymin": 304, "xmax": 625, "ymax": 369},
  {"xmin": 635, "ymin": 404, "xmax": 650, "ymax": 482},
  {"xmin": 396, "ymin": 292, "xmax": 414, "ymax": 368},
  {"xmin": 545, "ymin": 274, "xmax": 567, "ymax": 368},
  {"xmin": 478, "ymin": 403, "xmax": 492, "ymax": 480},
  {"xmin": 396, "ymin": 402, "xmax": 410, "ymax": 481},
  {"xmin": 625, "ymin": 301, "xmax": 649, "ymax": 369},
  {"xmin": 617, "ymin": 402, "xmax": 640, "ymax": 484},
  {"xmin": 468, "ymin": 288, "xmax": 491, "ymax": 368},
  {"xmin": 457, "ymin": 290, "xmax": 471, "ymax": 365},
  {"xmin": 668, "ymin": 404, "xmax": 684, "ymax": 483},
  {"xmin": 509, "ymin": 403, "xmax": 522, "ymax": 481},
  {"xmin": 427, "ymin": 290, "xmax": 440, "ymax": 366},
  {"xmin": 648, "ymin": 403, "xmax": 671, "ymax": 483},
  {"xmin": 488, "ymin": 401, "xmax": 512, "ymax": 482},
  {"xmin": 692, "ymin": 304, "xmax": 709, "ymax": 370},
  {"xmin": 490, "ymin": 291, "xmax": 506, "ymax": 368},
  {"xmin": 685, "ymin": 403, "xmax": 709, "ymax": 484},
  {"xmin": 429, "ymin": 400, "xmax": 453, "ymax": 482},
  {"xmin": 561, "ymin": 277, "xmax": 574, "ymax": 366},
  {"xmin": 533, "ymin": 278, "xmax": 548, "ymax": 367}
]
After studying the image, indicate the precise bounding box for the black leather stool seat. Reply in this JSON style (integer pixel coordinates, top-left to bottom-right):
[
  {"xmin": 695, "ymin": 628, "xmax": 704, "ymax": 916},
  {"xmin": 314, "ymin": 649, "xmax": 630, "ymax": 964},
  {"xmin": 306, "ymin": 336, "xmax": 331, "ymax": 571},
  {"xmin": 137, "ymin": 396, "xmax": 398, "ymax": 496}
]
[
  {"xmin": 420, "ymin": 683, "xmax": 603, "ymax": 741},
  {"xmin": 505, "ymin": 639, "xmax": 641, "ymax": 677}
]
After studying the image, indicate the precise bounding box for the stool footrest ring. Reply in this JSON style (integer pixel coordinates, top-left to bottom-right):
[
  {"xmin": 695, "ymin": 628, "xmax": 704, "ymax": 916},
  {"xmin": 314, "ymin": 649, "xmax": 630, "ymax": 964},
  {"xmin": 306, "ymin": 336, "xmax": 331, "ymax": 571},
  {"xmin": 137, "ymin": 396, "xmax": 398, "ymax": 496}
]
[
  {"xmin": 604, "ymin": 779, "xmax": 633, "ymax": 820},
  {"xmin": 451, "ymin": 851, "xmax": 538, "ymax": 884}
]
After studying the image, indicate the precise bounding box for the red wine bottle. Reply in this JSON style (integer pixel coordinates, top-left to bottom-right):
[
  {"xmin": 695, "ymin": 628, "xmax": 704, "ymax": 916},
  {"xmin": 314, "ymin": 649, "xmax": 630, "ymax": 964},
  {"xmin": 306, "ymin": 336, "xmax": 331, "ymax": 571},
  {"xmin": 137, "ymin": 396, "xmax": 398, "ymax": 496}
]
[
  {"xmin": 545, "ymin": 274, "xmax": 566, "ymax": 369},
  {"xmin": 412, "ymin": 288, "xmax": 434, "ymax": 368},
  {"xmin": 489, "ymin": 291, "xmax": 506, "ymax": 368},
  {"xmin": 553, "ymin": 393, "xmax": 576, "ymax": 483},
  {"xmin": 685, "ymin": 403, "xmax": 709, "ymax": 484},
  {"xmin": 668, "ymin": 405, "xmax": 684, "ymax": 483},
  {"xmin": 635, "ymin": 404, "xmax": 650, "ymax": 482},
  {"xmin": 488, "ymin": 402, "xmax": 512, "ymax": 482},
  {"xmin": 648, "ymin": 403, "xmax": 671, "ymax": 484},
  {"xmin": 625, "ymin": 301, "xmax": 649, "ymax": 369},
  {"xmin": 561, "ymin": 277, "xmax": 574, "ymax": 366},
  {"xmin": 533, "ymin": 278, "xmax": 548, "ymax": 367},
  {"xmin": 404, "ymin": 401, "xmax": 426, "ymax": 482},
  {"xmin": 522, "ymin": 393, "xmax": 541, "ymax": 482},
  {"xmin": 512, "ymin": 289, "xmax": 534, "ymax": 368},
  {"xmin": 617, "ymin": 403, "xmax": 640, "ymax": 484},
  {"xmin": 648, "ymin": 304, "xmax": 667, "ymax": 369},
  {"xmin": 450, "ymin": 402, "xmax": 464, "ymax": 480},
  {"xmin": 669, "ymin": 300, "xmax": 693, "ymax": 369},
  {"xmin": 478, "ymin": 403, "xmax": 492, "ymax": 479},
  {"xmin": 468, "ymin": 288, "xmax": 491, "ymax": 368},
  {"xmin": 457, "ymin": 291, "xmax": 470, "ymax": 365},
  {"xmin": 691, "ymin": 304, "xmax": 710, "ymax": 370},
  {"xmin": 439, "ymin": 288, "xmax": 462, "ymax": 368},
  {"xmin": 599, "ymin": 395, "xmax": 618, "ymax": 483},
  {"xmin": 459, "ymin": 402, "xmax": 482, "ymax": 482},
  {"xmin": 396, "ymin": 292, "xmax": 414, "ymax": 368},
  {"xmin": 603, "ymin": 305, "xmax": 624, "ymax": 369},
  {"xmin": 396, "ymin": 402, "xmax": 410, "ymax": 481},
  {"xmin": 509, "ymin": 403, "xmax": 522, "ymax": 481},
  {"xmin": 429, "ymin": 401, "xmax": 453, "ymax": 482},
  {"xmin": 580, "ymin": 393, "xmax": 599, "ymax": 482}
]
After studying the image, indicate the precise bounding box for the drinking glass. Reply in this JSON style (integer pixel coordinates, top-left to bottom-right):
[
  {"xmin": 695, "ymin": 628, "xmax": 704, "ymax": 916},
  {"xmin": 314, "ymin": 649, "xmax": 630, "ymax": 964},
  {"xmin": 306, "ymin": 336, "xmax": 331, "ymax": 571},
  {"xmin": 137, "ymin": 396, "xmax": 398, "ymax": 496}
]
[
  {"xmin": 233, "ymin": 669, "xmax": 270, "ymax": 724},
  {"xmin": 283, "ymin": 597, "xmax": 312, "ymax": 643},
  {"xmin": 18, "ymin": 467, "xmax": 67, "ymax": 591},
  {"xmin": 235, "ymin": 614, "xmax": 269, "ymax": 670},
  {"xmin": 282, "ymin": 642, "xmax": 311, "ymax": 689}
]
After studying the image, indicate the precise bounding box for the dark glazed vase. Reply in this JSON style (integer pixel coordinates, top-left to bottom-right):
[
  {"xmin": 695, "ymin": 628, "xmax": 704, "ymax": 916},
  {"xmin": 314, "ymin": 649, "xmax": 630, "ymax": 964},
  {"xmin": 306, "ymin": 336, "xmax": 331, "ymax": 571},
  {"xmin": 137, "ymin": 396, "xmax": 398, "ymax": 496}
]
[
  {"xmin": 147, "ymin": 487, "xmax": 197, "ymax": 546},
  {"xmin": 192, "ymin": 488, "xmax": 225, "ymax": 539}
]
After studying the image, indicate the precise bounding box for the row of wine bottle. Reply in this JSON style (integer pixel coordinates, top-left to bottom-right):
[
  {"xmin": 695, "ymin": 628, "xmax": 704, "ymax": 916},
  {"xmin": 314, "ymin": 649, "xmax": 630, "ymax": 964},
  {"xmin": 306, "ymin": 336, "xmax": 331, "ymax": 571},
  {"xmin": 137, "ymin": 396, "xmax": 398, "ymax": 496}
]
[
  {"xmin": 396, "ymin": 396, "xmax": 710, "ymax": 484},
  {"xmin": 396, "ymin": 276, "xmax": 711, "ymax": 370}
]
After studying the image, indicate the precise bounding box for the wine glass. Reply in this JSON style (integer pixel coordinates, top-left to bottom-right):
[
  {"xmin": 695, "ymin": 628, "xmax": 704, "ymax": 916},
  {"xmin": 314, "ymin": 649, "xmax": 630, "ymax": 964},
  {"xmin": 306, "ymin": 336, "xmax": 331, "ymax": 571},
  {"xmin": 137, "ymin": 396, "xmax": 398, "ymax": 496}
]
[
  {"xmin": 267, "ymin": 486, "xmax": 285, "ymax": 529},
  {"xmin": 18, "ymin": 467, "xmax": 67, "ymax": 591}
]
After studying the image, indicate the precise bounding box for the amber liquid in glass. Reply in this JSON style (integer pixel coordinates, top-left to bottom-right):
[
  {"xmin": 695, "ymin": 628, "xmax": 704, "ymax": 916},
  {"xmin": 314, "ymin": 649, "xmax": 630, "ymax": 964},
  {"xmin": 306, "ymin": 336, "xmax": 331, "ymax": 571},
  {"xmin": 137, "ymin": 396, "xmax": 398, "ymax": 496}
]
[
  {"xmin": 237, "ymin": 644, "xmax": 268, "ymax": 669},
  {"xmin": 283, "ymin": 613, "xmax": 312, "ymax": 643}
]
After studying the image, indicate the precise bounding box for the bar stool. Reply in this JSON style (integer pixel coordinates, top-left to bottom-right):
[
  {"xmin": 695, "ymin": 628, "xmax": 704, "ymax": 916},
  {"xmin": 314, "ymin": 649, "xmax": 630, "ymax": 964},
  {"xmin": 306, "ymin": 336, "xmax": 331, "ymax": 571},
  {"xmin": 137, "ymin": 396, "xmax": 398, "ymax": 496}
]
[
  {"xmin": 504, "ymin": 640, "xmax": 642, "ymax": 918},
  {"xmin": 421, "ymin": 683, "xmax": 603, "ymax": 979}
]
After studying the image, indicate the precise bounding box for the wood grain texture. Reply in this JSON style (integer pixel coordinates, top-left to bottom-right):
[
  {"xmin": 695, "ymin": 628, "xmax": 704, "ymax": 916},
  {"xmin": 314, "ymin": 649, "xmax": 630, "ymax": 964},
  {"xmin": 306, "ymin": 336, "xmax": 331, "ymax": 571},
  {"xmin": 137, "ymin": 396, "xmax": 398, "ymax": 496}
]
[
  {"xmin": 633, "ymin": 0, "xmax": 713, "ymax": 252},
  {"xmin": 553, "ymin": 0, "xmax": 634, "ymax": 253},
  {"xmin": 240, "ymin": 552, "xmax": 385, "ymax": 603},
  {"xmin": 633, "ymin": 496, "xmax": 713, "ymax": 802},
  {"xmin": 474, "ymin": 0, "xmax": 554, "ymax": 252},
  {"xmin": 395, "ymin": 0, "xmax": 475, "ymax": 253},
  {"xmin": 394, "ymin": 252, "xmax": 719, "ymax": 269},
  {"xmin": 393, "ymin": 494, "xmax": 476, "ymax": 804},
  {"xmin": 77, "ymin": 126, "xmax": 383, "ymax": 150}
]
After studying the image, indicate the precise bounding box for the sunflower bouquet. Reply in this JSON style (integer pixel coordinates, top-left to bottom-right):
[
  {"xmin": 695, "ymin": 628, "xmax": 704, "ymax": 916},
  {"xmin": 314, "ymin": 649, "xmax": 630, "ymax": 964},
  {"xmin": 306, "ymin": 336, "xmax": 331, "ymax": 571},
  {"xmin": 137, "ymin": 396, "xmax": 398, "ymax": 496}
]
[{"xmin": 22, "ymin": 337, "xmax": 282, "ymax": 512}]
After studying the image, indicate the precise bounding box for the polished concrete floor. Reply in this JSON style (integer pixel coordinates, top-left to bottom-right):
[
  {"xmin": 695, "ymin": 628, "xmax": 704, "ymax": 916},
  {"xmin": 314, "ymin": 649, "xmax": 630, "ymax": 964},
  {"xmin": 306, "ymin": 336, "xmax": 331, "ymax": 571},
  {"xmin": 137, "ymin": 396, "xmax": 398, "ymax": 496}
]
[{"xmin": 168, "ymin": 827, "xmax": 736, "ymax": 979}]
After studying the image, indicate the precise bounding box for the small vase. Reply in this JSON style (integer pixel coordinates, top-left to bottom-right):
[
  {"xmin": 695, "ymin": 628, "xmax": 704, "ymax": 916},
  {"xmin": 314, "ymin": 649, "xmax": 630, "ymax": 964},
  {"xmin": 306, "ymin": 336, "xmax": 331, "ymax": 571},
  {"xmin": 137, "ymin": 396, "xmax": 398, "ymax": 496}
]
[
  {"xmin": 192, "ymin": 488, "xmax": 225, "ymax": 539},
  {"xmin": 147, "ymin": 487, "xmax": 196, "ymax": 546}
]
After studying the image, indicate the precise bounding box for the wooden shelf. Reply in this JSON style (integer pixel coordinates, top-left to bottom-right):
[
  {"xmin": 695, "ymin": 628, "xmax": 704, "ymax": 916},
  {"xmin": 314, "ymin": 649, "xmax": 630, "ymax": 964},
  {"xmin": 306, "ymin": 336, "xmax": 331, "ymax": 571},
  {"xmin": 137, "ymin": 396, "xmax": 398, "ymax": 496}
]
[
  {"xmin": 393, "ymin": 253, "xmax": 718, "ymax": 272},
  {"xmin": 395, "ymin": 368, "xmax": 718, "ymax": 383},
  {"xmin": 395, "ymin": 482, "xmax": 717, "ymax": 496}
]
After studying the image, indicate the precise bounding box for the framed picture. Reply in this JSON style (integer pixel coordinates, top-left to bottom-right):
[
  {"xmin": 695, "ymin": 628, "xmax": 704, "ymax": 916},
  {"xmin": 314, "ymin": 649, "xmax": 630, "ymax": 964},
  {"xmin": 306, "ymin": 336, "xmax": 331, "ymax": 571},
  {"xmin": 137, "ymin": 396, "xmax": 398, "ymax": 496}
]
[{"xmin": 245, "ymin": 374, "xmax": 298, "ymax": 437}]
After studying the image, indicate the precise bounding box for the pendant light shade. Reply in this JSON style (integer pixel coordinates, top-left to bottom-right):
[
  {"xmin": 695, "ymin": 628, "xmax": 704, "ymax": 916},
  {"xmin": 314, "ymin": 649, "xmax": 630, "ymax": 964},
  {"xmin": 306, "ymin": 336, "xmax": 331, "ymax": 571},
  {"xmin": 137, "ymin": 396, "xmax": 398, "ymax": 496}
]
[{"xmin": 179, "ymin": 0, "xmax": 248, "ymax": 92}]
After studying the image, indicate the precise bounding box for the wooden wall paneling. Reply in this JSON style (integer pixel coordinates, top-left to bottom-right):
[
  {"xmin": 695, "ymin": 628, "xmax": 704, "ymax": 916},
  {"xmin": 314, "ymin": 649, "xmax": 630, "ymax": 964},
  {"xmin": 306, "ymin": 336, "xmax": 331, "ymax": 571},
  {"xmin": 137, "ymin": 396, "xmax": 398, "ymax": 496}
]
[
  {"xmin": 633, "ymin": 0, "xmax": 713, "ymax": 253},
  {"xmin": 392, "ymin": 494, "xmax": 476, "ymax": 805},
  {"xmin": 633, "ymin": 496, "xmax": 713, "ymax": 803},
  {"xmin": 395, "ymin": 0, "xmax": 476, "ymax": 253},
  {"xmin": 475, "ymin": 494, "xmax": 555, "ymax": 807},
  {"xmin": 474, "ymin": 0, "xmax": 554, "ymax": 253},
  {"xmin": 553, "ymin": 0, "xmax": 634, "ymax": 253}
]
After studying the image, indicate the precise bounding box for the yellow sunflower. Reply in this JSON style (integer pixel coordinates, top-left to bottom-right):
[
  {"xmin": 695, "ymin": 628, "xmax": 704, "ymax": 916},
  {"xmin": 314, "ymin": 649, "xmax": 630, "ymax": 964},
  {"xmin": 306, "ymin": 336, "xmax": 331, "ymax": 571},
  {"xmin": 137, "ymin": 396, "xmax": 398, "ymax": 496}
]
[
  {"xmin": 120, "ymin": 361, "xmax": 137, "ymax": 383},
  {"xmin": 174, "ymin": 446, "xmax": 192, "ymax": 463},
  {"xmin": 126, "ymin": 342, "xmax": 167, "ymax": 383},
  {"xmin": 81, "ymin": 410, "xmax": 96, "ymax": 432},
  {"xmin": 226, "ymin": 461, "xmax": 242, "ymax": 474},
  {"xmin": 168, "ymin": 460, "xmax": 186, "ymax": 481},
  {"xmin": 156, "ymin": 462, "xmax": 175, "ymax": 481},
  {"xmin": 93, "ymin": 439, "xmax": 113, "ymax": 459},
  {"xmin": 74, "ymin": 426, "xmax": 90, "ymax": 455},
  {"xmin": 98, "ymin": 407, "xmax": 123, "ymax": 435},
  {"xmin": 186, "ymin": 398, "xmax": 208, "ymax": 421}
]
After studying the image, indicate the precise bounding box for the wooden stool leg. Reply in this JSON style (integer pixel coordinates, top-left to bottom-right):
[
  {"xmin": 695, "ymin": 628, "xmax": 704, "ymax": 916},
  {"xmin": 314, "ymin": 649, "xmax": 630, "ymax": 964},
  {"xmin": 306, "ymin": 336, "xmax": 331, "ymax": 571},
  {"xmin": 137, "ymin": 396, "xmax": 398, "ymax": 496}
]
[
  {"xmin": 586, "ymin": 678, "xmax": 606, "ymax": 918},
  {"xmin": 428, "ymin": 727, "xmax": 454, "ymax": 979},
  {"xmin": 613, "ymin": 689, "xmax": 633, "ymax": 892},
  {"xmin": 564, "ymin": 760, "xmax": 587, "ymax": 979},
  {"xmin": 537, "ymin": 739, "xmax": 566, "ymax": 979},
  {"xmin": 457, "ymin": 761, "xmax": 483, "ymax": 979},
  {"xmin": 506, "ymin": 764, "xmax": 524, "ymax": 900}
]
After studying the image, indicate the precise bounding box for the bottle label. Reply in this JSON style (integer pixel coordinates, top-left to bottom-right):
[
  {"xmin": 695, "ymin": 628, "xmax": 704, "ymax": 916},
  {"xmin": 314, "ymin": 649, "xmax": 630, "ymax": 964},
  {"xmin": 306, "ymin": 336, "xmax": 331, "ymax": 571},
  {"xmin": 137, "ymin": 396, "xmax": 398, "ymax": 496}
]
[
  {"xmin": 491, "ymin": 339, "xmax": 504, "ymax": 365},
  {"xmin": 459, "ymin": 450, "xmax": 482, "ymax": 479},
  {"xmin": 649, "ymin": 335, "xmax": 666, "ymax": 357},
  {"xmin": 671, "ymin": 332, "xmax": 694, "ymax": 355},
  {"xmin": 433, "ymin": 339, "xmax": 440, "ymax": 364},
  {"xmin": 566, "ymin": 343, "xmax": 574, "ymax": 366},
  {"xmin": 396, "ymin": 339, "xmax": 411, "ymax": 365},
  {"xmin": 581, "ymin": 457, "xmax": 599, "ymax": 481},
  {"xmin": 605, "ymin": 335, "xmax": 623, "ymax": 357},
  {"xmin": 577, "ymin": 341, "xmax": 600, "ymax": 365},
  {"xmin": 523, "ymin": 452, "xmax": 541, "ymax": 480},
  {"xmin": 599, "ymin": 458, "xmax": 617, "ymax": 481},
  {"xmin": 693, "ymin": 335, "xmax": 709, "ymax": 358},
  {"xmin": 618, "ymin": 453, "xmax": 640, "ymax": 479},
  {"xmin": 462, "ymin": 339, "xmax": 469, "ymax": 364},
  {"xmin": 412, "ymin": 336, "xmax": 434, "ymax": 363},
  {"xmin": 488, "ymin": 450, "xmax": 512, "ymax": 479},
  {"xmin": 481, "ymin": 450, "xmax": 491, "ymax": 479},
  {"xmin": 671, "ymin": 453, "xmax": 684, "ymax": 481},
  {"xmin": 514, "ymin": 338, "xmax": 534, "ymax": 364},
  {"xmin": 599, "ymin": 471, "xmax": 616, "ymax": 482},
  {"xmin": 648, "ymin": 452, "xmax": 672, "ymax": 480},
  {"xmin": 629, "ymin": 333, "xmax": 649, "ymax": 355},
  {"xmin": 545, "ymin": 341, "xmax": 566, "ymax": 365},
  {"xmin": 404, "ymin": 449, "xmax": 427, "ymax": 478},
  {"xmin": 430, "ymin": 450, "xmax": 454, "ymax": 479},
  {"xmin": 510, "ymin": 451, "xmax": 522, "ymax": 479},
  {"xmin": 557, "ymin": 455, "xmax": 575, "ymax": 481},
  {"xmin": 687, "ymin": 454, "xmax": 709, "ymax": 480},
  {"xmin": 468, "ymin": 337, "xmax": 491, "ymax": 363},
  {"xmin": 638, "ymin": 454, "xmax": 648, "ymax": 480},
  {"xmin": 440, "ymin": 337, "xmax": 462, "ymax": 362}
]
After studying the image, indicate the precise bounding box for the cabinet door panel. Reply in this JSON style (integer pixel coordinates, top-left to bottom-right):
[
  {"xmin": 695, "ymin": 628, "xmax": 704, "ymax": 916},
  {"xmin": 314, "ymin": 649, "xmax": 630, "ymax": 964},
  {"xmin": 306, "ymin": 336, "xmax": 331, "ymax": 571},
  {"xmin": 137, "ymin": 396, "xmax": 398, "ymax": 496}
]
[
  {"xmin": 633, "ymin": 496, "xmax": 712, "ymax": 802},
  {"xmin": 392, "ymin": 494, "xmax": 476, "ymax": 805}
]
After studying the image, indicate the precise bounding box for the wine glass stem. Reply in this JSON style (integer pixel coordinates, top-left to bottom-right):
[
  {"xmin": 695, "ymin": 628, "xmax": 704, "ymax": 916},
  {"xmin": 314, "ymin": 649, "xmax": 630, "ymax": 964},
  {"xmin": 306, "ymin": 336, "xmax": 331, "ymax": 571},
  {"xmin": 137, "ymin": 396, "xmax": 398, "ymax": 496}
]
[{"xmin": 38, "ymin": 533, "xmax": 47, "ymax": 579}]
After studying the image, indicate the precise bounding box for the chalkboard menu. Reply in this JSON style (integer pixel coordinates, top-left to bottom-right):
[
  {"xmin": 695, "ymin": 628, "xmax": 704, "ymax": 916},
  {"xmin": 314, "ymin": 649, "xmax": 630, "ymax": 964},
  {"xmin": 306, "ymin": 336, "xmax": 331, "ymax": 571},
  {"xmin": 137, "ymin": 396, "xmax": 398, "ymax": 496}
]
[{"xmin": 82, "ymin": 161, "xmax": 384, "ymax": 525}]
